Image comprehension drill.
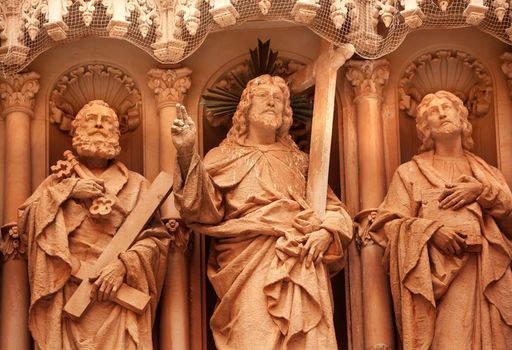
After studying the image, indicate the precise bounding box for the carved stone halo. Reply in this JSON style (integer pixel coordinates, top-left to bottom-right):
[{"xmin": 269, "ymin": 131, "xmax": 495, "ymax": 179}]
[
  {"xmin": 50, "ymin": 63, "xmax": 142, "ymax": 134},
  {"xmin": 399, "ymin": 50, "xmax": 492, "ymax": 119}
]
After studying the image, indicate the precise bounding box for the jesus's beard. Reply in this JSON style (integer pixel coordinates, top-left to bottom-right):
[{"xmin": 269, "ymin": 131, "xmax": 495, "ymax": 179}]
[{"xmin": 72, "ymin": 132, "xmax": 121, "ymax": 160}]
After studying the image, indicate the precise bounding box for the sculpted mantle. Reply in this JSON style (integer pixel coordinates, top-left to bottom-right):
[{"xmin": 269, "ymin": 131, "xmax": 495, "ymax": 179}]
[
  {"xmin": 175, "ymin": 140, "xmax": 352, "ymax": 348},
  {"xmin": 370, "ymin": 91, "xmax": 512, "ymax": 349}
]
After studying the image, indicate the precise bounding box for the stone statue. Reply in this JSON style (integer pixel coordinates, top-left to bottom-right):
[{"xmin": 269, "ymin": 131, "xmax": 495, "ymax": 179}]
[
  {"xmin": 370, "ymin": 90, "xmax": 512, "ymax": 349},
  {"xmin": 172, "ymin": 74, "xmax": 353, "ymax": 349},
  {"xmin": 18, "ymin": 100, "xmax": 170, "ymax": 349}
]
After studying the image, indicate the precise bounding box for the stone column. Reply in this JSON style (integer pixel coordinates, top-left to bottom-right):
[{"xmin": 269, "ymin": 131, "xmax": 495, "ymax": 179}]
[
  {"xmin": 147, "ymin": 67, "xmax": 192, "ymax": 350},
  {"xmin": 0, "ymin": 72, "xmax": 40, "ymax": 350},
  {"xmin": 345, "ymin": 60, "xmax": 394, "ymax": 350}
]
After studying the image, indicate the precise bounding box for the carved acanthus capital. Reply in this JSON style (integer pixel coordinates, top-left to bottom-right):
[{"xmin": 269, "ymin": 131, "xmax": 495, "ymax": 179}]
[
  {"xmin": 164, "ymin": 219, "xmax": 192, "ymax": 254},
  {"xmin": 0, "ymin": 223, "xmax": 27, "ymax": 261},
  {"xmin": 0, "ymin": 72, "xmax": 40, "ymax": 116},
  {"xmin": 345, "ymin": 59, "xmax": 390, "ymax": 100},
  {"xmin": 147, "ymin": 67, "xmax": 193, "ymax": 108}
]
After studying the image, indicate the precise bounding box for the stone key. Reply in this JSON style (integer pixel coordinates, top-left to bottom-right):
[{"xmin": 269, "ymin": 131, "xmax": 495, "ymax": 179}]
[{"xmin": 63, "ymin": 171, "xmax": 174, "ymax": 320}]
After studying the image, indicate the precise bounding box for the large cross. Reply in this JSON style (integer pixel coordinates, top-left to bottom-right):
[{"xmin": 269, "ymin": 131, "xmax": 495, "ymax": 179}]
[{"xmin": 289, "ymin": 39, "xmax": 355, "ymax": 217}]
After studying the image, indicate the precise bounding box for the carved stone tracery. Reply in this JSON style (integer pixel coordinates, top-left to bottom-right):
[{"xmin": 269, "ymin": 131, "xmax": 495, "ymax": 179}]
[
  {"xmin": 125, "ymin": 0, "xmax": 159, "ymax": 38},
  {"xmin": 50, "ymin": 63, "xmax": 141, "ymax": 133},
  {"xmin": 399, "ymin": 50, "xmax": 492, "ymax": 119},
  {"xmin": 21, "ymin": 0, "xmax": 49, "ymax": 41}
]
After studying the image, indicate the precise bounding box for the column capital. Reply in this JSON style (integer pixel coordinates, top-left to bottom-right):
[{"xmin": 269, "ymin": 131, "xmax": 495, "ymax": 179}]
[
  {"xmin": 345, "ymin": 59, "xmax": 389, "ymax": 100},
  {"xmin": 0, "ymin": 72, "xmax": 40, "ymax": 118},
  {"xmin": 0, "ymin": 223, "xmax": 27, "ymax": 261},
  {"xmin": 147, "ymin": 67, "xmax": 192, "ymax": 109}
]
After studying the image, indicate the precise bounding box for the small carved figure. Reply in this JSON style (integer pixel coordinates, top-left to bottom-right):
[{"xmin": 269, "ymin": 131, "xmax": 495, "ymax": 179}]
[
  {"xmin": 171, "ymin": 74, "xmax": 353, "ymax": 349},
  {"xmin": 18, "ymin": 100, "xmax": 169, "ymax": 349},
  {"xmin": 370, "ymin": 91, "xmax": 512, "ymax": 349}
]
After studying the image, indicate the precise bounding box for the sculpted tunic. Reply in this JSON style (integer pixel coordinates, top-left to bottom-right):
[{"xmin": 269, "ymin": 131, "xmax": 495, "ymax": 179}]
[
  {"xmin": 18, "ymin": 161, "xmax": 169, "ymax": 350},
  {"xmin": 174, "ymin": 140, "xmax": 353, "ymax": 350},
  {"xmin": 370, "ymin": 151, "xmax": 512, "ymax": 350}
]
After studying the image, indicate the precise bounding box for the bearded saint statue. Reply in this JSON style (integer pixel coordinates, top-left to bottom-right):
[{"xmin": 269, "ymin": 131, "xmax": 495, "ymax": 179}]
[
  {"xmin": 18, "ymin": 100, "xmax": 169, "ymax": 349},
  {"xmin": 171, "ymin": 75, "xmax": 353, "ymax": 349}
]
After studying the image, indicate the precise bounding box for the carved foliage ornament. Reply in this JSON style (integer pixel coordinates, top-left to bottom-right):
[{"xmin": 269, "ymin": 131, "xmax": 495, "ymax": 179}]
[
  {"xmin": 147, "ymin": 67, "xmax": 192, "ymax": 106},
  {"xmin": 0, "ymin": 71, "xmax": 41, "ymax": 112},
  {"xmin": 125, "ymin": 0, "xmax": 159, "ymax": 38},
  {"xmin": 50, "ymin": 64, "xmax": 141, "ymax": 133},
  {"xmin": 175, "ymin": 0, "xmax": 202, "ymax": 36},
  {"xmin": 0, "ymin": 223, "xmax": 27, "ymax": 261},
  {"xmin": 345, "ymin": 58, "xmax": 390, "ymax": 98},
  {"xmin": 399, "ymin": 50, "xmax": 492, "ymax": 119},
  {"xmin": 21, "ymin": 0, "xmax": 49, "ymax": 41}
]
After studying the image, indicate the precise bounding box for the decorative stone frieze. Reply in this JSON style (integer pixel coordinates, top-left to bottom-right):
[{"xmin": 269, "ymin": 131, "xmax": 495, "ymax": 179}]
[
  {"xmin": 0, "ymin": 1, "xmax": 30, "ymax": 66},
  {"xmin": 21, "ymin": 0, "xmax": 49, "ymax": 41},
  {"xmin": 330, "ymin": 0, "xmax": 357, "ymax": 29},
  {"xmin": 175, "ymin": 0, "xmax": 202, "ymax": 35},
  {"xmin": 345, "ymin": 59, "xmax": 390, "ymax": 100},
  {"xmin": 400, "ymin": 0, "xmax": 425, "ymax": 29},
  {"xmin": 126, "ymin": 0, "xmax": 160, "ymax": 38},
  {"xmin": 375, "ymin": 0, "xmax": 397, "ymax": 27},
  {"xmin": 291, "ymin": 0, "xmax": 320, "ymax": 24},
  {"xmin": 399, "ymin": 50, "xmax": 492, "ymax": 119},
  {"xmin": 43, "ymin": 0, "xmax": 69, "ymax": 41},
  {"xmin": 208, "ymin": 0, "xmax": 239, "ymax": 27},
  {"xmin": 147, "ymin": 67, "xmax": 192, "ymax": 107},
  {"xmin": 0, "ymin": 223, "xmax": 27, "ymax": 261},
  {"xmin": 258, "ymin": 0, "xmax": 271, "ymax": 15},
  {"xmin": 463, "ymin": 0, "xmax": 487, "ymax": 25},
  {"xmin": 50, "ymin": 64, "xmax": 141, "ymax": 133},
  {"xmin": 0, "ymin": 72, "xmax": 40, "ymax": 116}
]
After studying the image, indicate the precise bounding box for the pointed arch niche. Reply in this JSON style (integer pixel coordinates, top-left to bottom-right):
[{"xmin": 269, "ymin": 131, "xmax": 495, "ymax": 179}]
[
  {"xmin": 397, "ymin": 49, "xmax": 497, "ymax": 165},
  {"xmin": 48, "ymin": 62, "xmax": 144, "ymax": 173}
]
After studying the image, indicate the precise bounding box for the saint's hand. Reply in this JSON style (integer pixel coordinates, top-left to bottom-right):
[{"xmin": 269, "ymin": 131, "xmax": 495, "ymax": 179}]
[
  {"xmin": 90, "ymin": 260, "xmax": 126, "ymax": 302},
  {"xmin": 70, "ymin": 178, "xmax": 105, "ymax": 199},
  {"xmin": 297, "ymin": 229, "xmax": 333, "ymax": 268},
  {"xmin": 438, "ymin": 175, "xmax": 483, "ymax": 210},
  {"xmin": 171, "ymin": 104, "xmax": 196, "ymax": 156},
  {"xmin": 431, "ymin": 226, "xmax": 467, "ymax": 256}
]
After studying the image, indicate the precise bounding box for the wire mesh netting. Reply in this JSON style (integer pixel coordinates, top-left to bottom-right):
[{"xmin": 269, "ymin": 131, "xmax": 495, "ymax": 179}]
[{"xmin": 1, "ymin": 0, "xmax": 511, "ymax": 76}]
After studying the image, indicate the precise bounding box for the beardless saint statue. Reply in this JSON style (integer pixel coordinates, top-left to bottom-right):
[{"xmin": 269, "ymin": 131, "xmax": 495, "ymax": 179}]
[
  {"xmin": 370, "ymin": 90, "xmax": 512, "ymax": 349},
  {"xmin": 172, "ymin": 74, "xmax": 353, "ymax": 349}
]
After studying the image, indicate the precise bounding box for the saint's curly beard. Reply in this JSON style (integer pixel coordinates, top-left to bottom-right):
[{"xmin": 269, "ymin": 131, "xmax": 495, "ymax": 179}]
[{"xmin": 72, "ymin": 130, "xmax": 121, "ymax": 160}]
